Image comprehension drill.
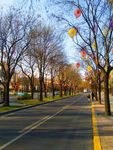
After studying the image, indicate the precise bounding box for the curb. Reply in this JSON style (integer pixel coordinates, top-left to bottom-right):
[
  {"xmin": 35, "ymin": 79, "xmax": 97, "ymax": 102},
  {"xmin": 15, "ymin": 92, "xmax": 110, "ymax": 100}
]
[
  {"xmin": 0, "ymin": 94, "xmax": 79, "ymax": 116},
  {"xmin": 91, "ymin": 100, "xmax": 102, "ymax": 150}
]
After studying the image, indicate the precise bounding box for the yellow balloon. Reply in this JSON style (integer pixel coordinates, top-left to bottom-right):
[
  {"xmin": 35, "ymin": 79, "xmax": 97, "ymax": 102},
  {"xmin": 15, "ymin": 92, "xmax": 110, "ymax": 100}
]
[
  {"xmin": 82, "ymin": 57, "xmax": 85, "ymax": 61},
  {"xmin": 68, "ymin": 28, "xmax": 77, "ymax": 38},
  {"xmin": 92, "ymin": 42, "xmax": 96, "ymax": 49},
  {"xmin": 17, "ymin": 71, "xmax": 20, "ymax": 74},
  {"xmin": 87, "ymin": 66, "xmax": 92, "ymax": 72},
  {"xmin": 86, "ymin": 55, "xmax": 89, "ymax": 60}
]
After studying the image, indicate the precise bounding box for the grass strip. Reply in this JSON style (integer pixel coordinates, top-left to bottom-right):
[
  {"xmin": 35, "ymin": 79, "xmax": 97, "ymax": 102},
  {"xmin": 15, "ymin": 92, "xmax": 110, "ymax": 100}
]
[{"xmin": 0, "ymin": 93, "xmax": 80, "ymax": 113}]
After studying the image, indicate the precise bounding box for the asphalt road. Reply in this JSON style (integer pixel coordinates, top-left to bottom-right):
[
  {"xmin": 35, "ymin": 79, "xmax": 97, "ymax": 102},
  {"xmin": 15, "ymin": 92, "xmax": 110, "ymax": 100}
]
[{"xmin": 0, "ymin": 94, "xmax": 93, "ymax": 150}]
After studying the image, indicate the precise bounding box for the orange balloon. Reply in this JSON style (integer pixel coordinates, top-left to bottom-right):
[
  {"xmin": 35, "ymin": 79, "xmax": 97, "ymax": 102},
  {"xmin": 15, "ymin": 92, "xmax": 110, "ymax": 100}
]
[
  {"xmin": 74, "ymin": 9, "xmax": 82, "ymax": 18},
  {"xmin": 81, "ymin": 51, "xmax": 86, "ymax": 57}
]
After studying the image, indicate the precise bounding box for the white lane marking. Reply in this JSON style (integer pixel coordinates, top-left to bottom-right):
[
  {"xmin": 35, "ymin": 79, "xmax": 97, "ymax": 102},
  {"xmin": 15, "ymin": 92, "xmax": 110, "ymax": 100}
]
[
  {"xmin": 19, "ymin": 116, "xmax": 49, "ymax": 133},
  {"xmin": 0, "ymin": 101, "xmax": 77, "ymax": 150},
  {"xmin": 0, "ymin": 113, "xmax": 15, "ymax": 119}
]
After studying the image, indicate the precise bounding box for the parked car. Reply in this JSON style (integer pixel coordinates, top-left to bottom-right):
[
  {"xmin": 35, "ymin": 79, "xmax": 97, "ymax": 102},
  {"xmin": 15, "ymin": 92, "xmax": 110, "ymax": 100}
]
[{"xmin": 16, "ymin": 93, "xmax": 31, "ymax": 100}]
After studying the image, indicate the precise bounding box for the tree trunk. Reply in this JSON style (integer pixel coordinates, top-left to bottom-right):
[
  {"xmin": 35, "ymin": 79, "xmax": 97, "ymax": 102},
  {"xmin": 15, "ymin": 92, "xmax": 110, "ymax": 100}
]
[
  {"xmin": 39, "ymin": 77, "xmax": 43, "ymax": 101},
  {"xmin": 30, "ymin": 78, "xmax": 34, "ymax": 99},
  {"xmin": 51, "ymin": 79, "xmax": 55, "ymax": 99},
  {"xmin": 95, "ymin": 87, "xmax": 98, "ymax": 101},
  {"xmin": 3, "ymin": 82, "xmax": 10, "ymax": 106},
  {"xmin": 51, "ymin": 69, "xmax": 55, "ymax": 99},
  {"xmin": 60, "ymin": 83, "xmax": 63, "ymax": 97},
  {"xmin": 104, "ymin": 74, "xmax": 111, "ymax": 116},
  {"xmin": 98, "ymin": 80, "xmax": 101, "ymax": 104},
  {"xmin": 64, "ymin": 87, "xmax": 67, "ymax": 96},
  {"xmin": 69, "ymin": 87, "xmax": 71, "ymax": 95},
  {"xmin": 31, "ymin": 84, "xmax": 34, "ymax": 99},
  {"xmin": 44, "ymin": 83, "xmax": 47, "ymax": 98}
]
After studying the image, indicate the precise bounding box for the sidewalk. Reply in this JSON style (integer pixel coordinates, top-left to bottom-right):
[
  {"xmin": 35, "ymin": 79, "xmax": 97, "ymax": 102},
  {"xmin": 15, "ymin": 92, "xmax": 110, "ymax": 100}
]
[{"xmin": 93, "ymin": 94, "xmax": 113, "ymax": 150}]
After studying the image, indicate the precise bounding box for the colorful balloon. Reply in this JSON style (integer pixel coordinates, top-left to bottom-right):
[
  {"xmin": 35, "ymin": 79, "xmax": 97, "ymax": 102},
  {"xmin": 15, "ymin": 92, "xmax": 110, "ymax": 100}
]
[
  {"xmin": 85, "ymin": 76, "xmax": 88, "ymax": 80},
  {"xmin": 87, "ymin": 66, "xmax": 92, "ymax": 72},
  {"xmin": 81, "ymin": 51, "xmax": 86, "ymax": 57},
  {"xmin": 5, "ymin": 66, "xmax": 8, "ymax": 70},
  {"xmin": 13, "ymin": 51, "xmax": 16, "ymax": 55},
  {"xmin": 74, "ymin": 9, "xmax": 81, "ymax": 18},
  {"xmin": 82, "ymin": 57, "xmax": 85, "ymax": 61},
  {"xmin": 92, "ymin": 42, "xmax": 96, "ymax": 49},
  {"xmin": 15, "ymin": 85, "xmax": 19, "ymax": 88},
  {"xmin": 100, "ymin": 78, "xmax": 103, "ymax": 82},
  {"xmin": 109, "ymin": 21, "xmax": 113, "ymax": 30},
  {"xmin": 112, "ymin": 50, "xmax": 113, "ymax": 53},
  {"xmin": 76, "ymin": 62, "xmax": 80, "ymax": 69},
  {"xmin": 86, "ymin": 55, "xmax": 89, "ymax": 60},
  {"xmin": 12, "ymin": 85, "xmax": 15, "ymax": 88},
  {"xmin": 21, "ymin": 72, "xmax": 24, "ymax": 75},
  {"xmin": 17, "ymin": 71, "xmax": 20, "ymax": 74},
  {"xmin": 68, "ymin": 28, "xmax": 77, "ymax": 38}
]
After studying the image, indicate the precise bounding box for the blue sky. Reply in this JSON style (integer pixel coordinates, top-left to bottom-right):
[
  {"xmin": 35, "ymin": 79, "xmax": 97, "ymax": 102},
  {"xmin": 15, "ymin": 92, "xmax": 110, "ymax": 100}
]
[{"xmin": 0, "ymin": 0, "xmax": 82, "ymax": 75}]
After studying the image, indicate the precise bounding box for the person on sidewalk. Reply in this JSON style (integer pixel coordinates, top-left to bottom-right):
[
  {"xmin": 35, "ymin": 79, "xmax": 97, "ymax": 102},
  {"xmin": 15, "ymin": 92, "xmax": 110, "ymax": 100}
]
[{"xmin": 91, "ymin": 92, "xmax": 95, "ymax": 101}]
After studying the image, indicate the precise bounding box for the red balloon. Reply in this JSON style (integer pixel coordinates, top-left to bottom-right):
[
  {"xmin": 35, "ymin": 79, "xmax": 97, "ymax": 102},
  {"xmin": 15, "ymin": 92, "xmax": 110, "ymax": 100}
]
[
  {"xmin": 76, "ymin": 62, "xmax": 80, "ymax": 69},
  {"xmin": 85, "ymin": 76, "xmax": 88, "ymax": 80},
  {"xmin": 64, "ymin": 84, "xmax": 67, "ymax": 87},
  {"xmin": 74, "ymin": 9, "xmax": 82, "ymax": 18},
  {"xmin": 81, "ymin": 51, "xmax": 86, "ymax": 57}
]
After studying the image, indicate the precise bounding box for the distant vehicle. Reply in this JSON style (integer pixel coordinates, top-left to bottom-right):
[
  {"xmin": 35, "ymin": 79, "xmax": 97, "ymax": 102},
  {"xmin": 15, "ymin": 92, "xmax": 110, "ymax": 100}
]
[
  {"xmin": 83, "ymin": 89, "xmax": 88, "ymax": 93},
  {"xmin": 16, "ymin": 93, "xmax": 31, "ymax": 100}
]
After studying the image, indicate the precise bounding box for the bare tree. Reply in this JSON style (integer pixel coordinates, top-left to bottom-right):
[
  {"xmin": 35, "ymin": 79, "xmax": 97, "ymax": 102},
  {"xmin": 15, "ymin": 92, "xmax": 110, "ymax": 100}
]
[
  {"xmin": 29, "ymin": 24, "xmax": 64, "ymax": 101},
  {"xmin": 49, "ymin": 49, "xmax": 65, "ymax": 98},
  {"xmin": 18, "ymin": 54, "xmax": 36, "ymax": 99},
  {"xmin": 0, "ymin": 8, "xmax": 33, "ymax": 106}
]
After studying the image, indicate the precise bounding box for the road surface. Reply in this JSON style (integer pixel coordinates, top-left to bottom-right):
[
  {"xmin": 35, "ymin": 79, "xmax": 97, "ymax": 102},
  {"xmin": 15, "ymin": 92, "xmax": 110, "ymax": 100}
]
[{"xmin": 0, "ymin": 94, "xmax": 93, "ymax": 150}]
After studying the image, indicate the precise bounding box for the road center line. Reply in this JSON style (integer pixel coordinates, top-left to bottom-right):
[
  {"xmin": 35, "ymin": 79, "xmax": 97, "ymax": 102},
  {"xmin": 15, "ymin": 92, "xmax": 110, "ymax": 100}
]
[
  {"xmin": 19, "ymin": 115, "xmax": 49, "ymax": 133},
  {"xmin": 0, "ymin": 101, "xmax": 77, "ymax": 150}
]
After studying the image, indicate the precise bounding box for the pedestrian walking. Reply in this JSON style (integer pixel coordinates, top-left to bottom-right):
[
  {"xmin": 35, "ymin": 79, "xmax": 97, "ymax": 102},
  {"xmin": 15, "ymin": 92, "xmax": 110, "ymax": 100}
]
[{"xmin": 91, "ymin": 92, "xmax": 94, "ymax": 101}]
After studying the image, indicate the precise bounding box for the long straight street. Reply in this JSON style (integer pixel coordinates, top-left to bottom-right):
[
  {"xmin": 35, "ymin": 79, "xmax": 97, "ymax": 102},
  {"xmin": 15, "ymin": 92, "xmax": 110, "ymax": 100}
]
[{"xmin": 0, "ymin": 94, "xmax": 93, "ymax": 150}]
